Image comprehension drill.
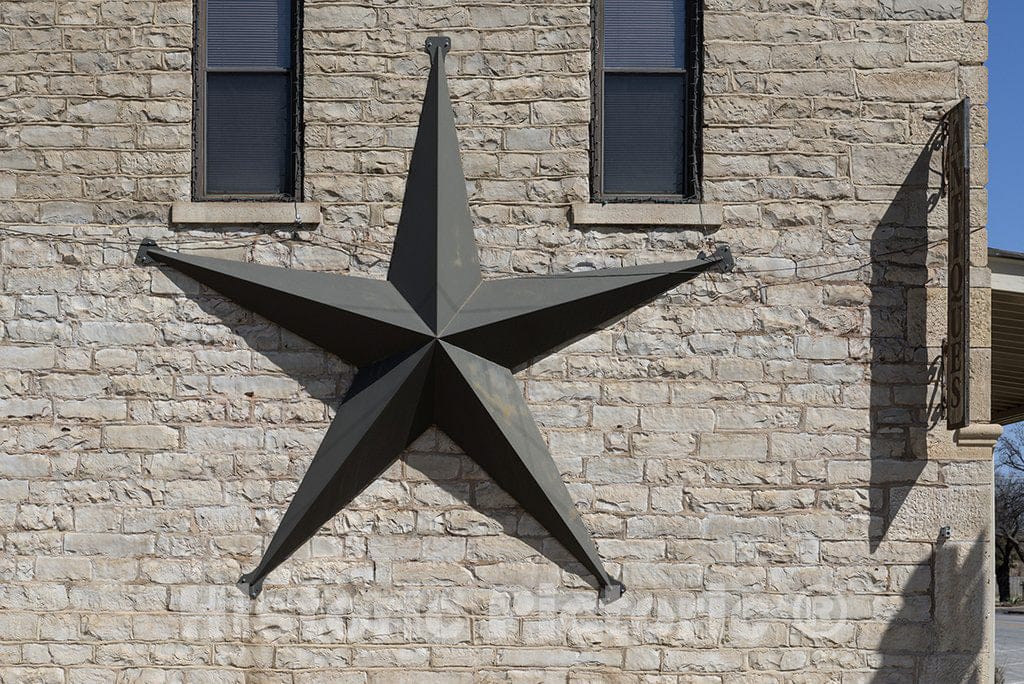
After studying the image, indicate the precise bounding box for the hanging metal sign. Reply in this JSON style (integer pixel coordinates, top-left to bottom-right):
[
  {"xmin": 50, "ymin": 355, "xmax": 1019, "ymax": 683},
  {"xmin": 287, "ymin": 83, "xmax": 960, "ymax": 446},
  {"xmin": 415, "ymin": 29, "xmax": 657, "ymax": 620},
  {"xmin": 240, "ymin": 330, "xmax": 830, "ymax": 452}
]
[
  {"xmin": 945, "ymin": 98, "xmax": 971, "ymax": 430},
  {"xmin": 141, "ymin": 37, "xmax": 733, "ymax": 600}
]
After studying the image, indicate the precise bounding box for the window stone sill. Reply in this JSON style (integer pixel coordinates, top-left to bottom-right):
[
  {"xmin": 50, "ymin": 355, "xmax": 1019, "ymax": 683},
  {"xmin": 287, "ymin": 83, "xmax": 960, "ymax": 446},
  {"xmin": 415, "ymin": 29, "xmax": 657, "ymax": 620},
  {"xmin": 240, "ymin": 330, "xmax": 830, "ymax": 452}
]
[
  {"xmin": 171, "ymin": 201, "xmax": 322, "ymax": 226},
  {"xmin": 570, "ymin": 202, "xmax": 723, "ymax": 227}
]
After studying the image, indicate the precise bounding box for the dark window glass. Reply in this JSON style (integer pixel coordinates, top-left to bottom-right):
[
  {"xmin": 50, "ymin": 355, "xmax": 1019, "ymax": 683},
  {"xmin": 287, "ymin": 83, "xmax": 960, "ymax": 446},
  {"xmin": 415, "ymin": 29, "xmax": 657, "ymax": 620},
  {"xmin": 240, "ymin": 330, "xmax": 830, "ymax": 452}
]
[
  {"xmin": 207, "ymin": 74, "xmax": 292, "ymax": 195},
  {"xmin": 604, "ymin": 75, "xmax": 685, "ymax": 195},
  {"xmin": 596, "ymin": 0, "xmax": 698, "ymax": 200},
  {"xmin": 196, "ymin": 0, "xmax": 300, "ymax": 199}
]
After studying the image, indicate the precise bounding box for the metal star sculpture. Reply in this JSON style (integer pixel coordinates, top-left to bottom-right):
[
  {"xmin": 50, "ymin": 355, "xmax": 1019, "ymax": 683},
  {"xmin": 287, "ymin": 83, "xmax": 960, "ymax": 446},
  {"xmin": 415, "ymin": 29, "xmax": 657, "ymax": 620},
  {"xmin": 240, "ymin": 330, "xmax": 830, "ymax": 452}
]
[{"xmin": 140, "ymin": 37, "xmax": 732, "ymax": 601}]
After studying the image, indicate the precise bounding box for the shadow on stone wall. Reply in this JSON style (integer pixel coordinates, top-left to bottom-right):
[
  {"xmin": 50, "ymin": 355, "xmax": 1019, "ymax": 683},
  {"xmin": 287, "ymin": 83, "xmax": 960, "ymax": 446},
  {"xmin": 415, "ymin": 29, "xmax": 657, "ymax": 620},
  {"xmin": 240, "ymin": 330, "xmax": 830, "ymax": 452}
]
[
  {"xmin": 870, "ymin": 534, "xmax": 986, "ymax": 682},
  {"xmin": 869, "ymin": 123, "xmax": 946, "ymax": 552},
  {"xmin": 154, "ymin": 267, "xmax": 354, "ymax": 407},
  {"xmin": 408, "ymin": 445, "xmax": 596, "ymax": 588}
]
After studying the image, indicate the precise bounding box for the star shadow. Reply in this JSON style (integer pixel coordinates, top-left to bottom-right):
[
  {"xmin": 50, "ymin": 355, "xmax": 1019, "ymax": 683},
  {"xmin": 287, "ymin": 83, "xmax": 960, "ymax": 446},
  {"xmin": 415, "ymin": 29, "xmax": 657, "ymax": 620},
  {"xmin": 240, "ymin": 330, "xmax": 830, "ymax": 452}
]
[{"xmin": 404, "ymin": 431, "xmax": 608, "ymax": 592}]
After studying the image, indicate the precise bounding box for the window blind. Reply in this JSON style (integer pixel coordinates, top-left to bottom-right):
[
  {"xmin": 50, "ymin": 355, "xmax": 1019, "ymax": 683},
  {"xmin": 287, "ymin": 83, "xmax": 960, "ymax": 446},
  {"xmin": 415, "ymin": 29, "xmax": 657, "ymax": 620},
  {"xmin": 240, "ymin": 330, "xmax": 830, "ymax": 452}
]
[
  {"xmin": 206, "ymin": 74, "xmax": 293, "ymax": 195},
  {"xmin": 603, "ymin": 74, "xmax": 686, "ymax": 195},
  {"xmin": 198, "ymin": 0, "xmax": 299, "ymax": 199},
  {"xmin": 598, "ymin": 0, "xmax": 692, "ymax": 199},
  {"xmin": 207, "ymin": 0, "xmax": 292, "ymax": 70},
  {"xmin": 603, "ymin": 0, "xmax": 685, "ymax": 70}
]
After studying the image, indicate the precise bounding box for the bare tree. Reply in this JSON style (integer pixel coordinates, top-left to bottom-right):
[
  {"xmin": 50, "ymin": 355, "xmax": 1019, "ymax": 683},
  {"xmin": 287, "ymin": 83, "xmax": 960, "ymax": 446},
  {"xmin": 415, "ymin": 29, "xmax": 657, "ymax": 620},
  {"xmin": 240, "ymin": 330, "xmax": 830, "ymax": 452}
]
[
  {"xmin": 995, "ymin": 471, "xmax": 1024, "ymax": 602},
  {"xmin": 996, "ymin": 423, "xmax": 1024, "ymax": 473}
]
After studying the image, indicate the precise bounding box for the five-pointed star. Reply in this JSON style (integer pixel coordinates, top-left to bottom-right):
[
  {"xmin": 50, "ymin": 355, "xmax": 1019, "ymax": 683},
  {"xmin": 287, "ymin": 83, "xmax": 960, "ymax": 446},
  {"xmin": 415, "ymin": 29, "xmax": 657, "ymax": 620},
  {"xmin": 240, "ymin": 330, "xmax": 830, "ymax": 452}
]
[{"xmin": 141, "ymin": 37, "xmax": 731, "ymax": 601}]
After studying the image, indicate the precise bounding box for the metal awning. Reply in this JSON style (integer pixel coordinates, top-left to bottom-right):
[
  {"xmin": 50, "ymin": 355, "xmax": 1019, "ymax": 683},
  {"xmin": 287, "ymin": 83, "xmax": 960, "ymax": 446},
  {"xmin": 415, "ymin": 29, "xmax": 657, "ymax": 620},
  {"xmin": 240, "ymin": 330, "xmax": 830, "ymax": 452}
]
[{"xmin": 991, "ymin": 247, "xmax": 1024, "ymax": 424}]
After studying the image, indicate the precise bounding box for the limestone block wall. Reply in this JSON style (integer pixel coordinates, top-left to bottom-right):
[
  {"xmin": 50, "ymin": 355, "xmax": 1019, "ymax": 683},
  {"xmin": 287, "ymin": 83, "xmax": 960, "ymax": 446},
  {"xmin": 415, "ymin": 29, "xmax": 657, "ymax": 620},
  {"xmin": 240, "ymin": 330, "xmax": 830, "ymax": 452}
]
[{"xmin": 0, "ymin": 0, "xmax": 992, "ymax": 681}]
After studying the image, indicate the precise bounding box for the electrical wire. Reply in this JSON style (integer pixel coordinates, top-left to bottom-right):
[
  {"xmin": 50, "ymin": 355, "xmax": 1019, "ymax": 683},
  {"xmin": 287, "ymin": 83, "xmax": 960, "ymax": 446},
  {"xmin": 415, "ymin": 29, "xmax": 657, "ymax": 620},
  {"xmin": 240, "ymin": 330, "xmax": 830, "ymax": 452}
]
[
  {"xmin": 0, "ymin": 225, "xmax": 366, "ymax": 259},
  {"xmin": 0, "ymin": 223, "xmax": 985, "ymax": 293}
]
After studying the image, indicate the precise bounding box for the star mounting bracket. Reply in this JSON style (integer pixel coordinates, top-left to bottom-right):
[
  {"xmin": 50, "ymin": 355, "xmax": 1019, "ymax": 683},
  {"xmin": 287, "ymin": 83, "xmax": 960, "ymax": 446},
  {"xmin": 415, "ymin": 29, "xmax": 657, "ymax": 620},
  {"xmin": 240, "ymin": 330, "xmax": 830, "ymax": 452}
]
[{"xmin": 139, "ymin": 36, "xmax": 734, "ymax": 602}]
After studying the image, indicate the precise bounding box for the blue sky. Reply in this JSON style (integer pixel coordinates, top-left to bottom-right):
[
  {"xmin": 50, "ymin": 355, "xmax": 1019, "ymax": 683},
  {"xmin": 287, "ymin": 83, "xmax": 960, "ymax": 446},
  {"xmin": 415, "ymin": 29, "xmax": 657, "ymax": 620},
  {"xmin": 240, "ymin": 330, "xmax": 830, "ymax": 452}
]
[{"xmin": 988, "ymin": 1, "xmax": 1023, "ymax": 251}]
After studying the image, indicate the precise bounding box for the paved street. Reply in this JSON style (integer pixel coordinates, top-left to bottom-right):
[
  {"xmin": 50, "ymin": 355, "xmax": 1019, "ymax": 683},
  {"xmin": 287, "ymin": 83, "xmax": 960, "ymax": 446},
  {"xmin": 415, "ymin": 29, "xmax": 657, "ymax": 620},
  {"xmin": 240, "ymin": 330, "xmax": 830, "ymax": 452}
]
[{"xmin": 998, "ymin": 611, "xmax": 1024, "ymax": 682}]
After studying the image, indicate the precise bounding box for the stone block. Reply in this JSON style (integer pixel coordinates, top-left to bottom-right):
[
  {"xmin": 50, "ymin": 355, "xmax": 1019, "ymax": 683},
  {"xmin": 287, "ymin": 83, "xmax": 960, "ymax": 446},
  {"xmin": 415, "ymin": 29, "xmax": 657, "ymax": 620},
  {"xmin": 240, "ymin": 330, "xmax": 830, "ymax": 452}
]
[
  {"xmin": 880, "ymin": 0, "xmax": 962, "ymax": 20},
  {"xmin": 102, "ymin": 425, "xmax": 178, "ymax": 450},
  {"xmin": 79, "ymin": 322, "xmax": 157, "ymax": 346},
  {"xmin": 0, "ymin": 346, "xmax": 55, "ymax": 369},
  {"xmin": 856, "ymin": 68, "xmax": 958, "ymax": 102},
  {"xmin": 64, "ymin": 533, "xmax": 155, "ymax": 557}
]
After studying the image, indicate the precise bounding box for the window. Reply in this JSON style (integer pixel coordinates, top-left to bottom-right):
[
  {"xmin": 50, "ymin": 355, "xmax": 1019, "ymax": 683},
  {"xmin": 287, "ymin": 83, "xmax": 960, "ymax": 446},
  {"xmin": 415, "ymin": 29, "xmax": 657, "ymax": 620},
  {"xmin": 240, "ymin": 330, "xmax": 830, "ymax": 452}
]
[
  {"xmin": 193, "ymin": 0, "xmax": 303, "ymax": 200},
  {"xmin": 593, "ymin": 0, "xmax": 702, "ymax": 202}
]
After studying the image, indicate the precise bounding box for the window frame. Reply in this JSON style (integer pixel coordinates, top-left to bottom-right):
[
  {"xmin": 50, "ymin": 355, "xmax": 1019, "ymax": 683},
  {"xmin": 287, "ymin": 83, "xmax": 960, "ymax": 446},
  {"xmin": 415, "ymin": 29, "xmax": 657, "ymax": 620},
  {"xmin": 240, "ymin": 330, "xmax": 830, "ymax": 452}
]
[
  {"xmin": 591, "ymin": 0, "xmax": 703, "ymax": 203},
  {"xmin": 192, "ymin": 0, "xmax": 305, "ymax": 202}
]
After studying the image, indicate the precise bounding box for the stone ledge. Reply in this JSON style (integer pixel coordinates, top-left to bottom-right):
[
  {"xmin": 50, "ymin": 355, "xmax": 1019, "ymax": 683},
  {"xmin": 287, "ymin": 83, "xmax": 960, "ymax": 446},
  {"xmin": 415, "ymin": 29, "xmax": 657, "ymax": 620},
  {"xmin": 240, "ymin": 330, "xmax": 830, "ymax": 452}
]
[
  {"xmin": 171, "ymin": 202, "xmax": 322, "ymax": 226},
  {"xmin": 955, "ymin": 422, "xmax": 1003, "ymax": 449},
  {"xmin": 570, "ymin": 202, "xmax": 723, "ymax": 227}
]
